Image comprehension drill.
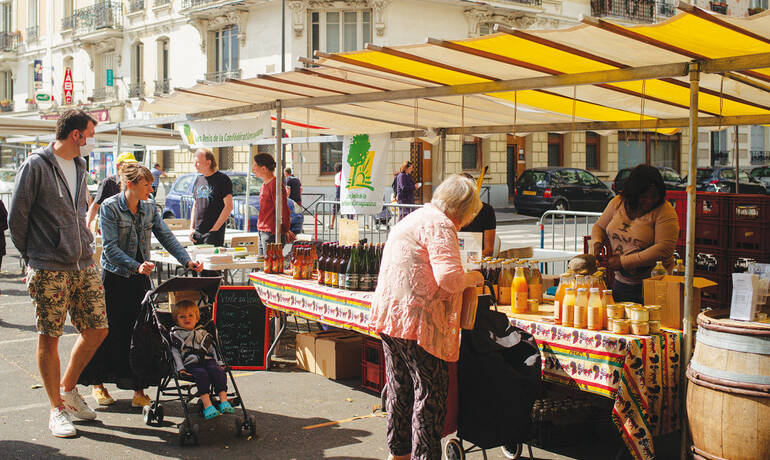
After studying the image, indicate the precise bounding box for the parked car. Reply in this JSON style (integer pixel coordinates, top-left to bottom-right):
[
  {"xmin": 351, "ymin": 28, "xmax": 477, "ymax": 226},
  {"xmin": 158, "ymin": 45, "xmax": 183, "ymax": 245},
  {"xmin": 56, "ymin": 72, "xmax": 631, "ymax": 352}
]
[
  {"xmin": 749, "ymin": 165, "xmax": 770, "ymax": 191},
  {"xmin": 163, "ymin": 171, "xmax": 304, "ymax": 234},
  {"xmin": 691, "ymin": 167, "xmax": 767, "ymax": 194},
  {"xmin": 0, "ymin": 169, "xmax": 97, "ymax": 197},
  {"xmin": 612, "ymin": 166, "xmax": 686, "ymax": 193},
  {"xmin": 514, "ymin": 167, "xmax": 614, "ymax": 215}
]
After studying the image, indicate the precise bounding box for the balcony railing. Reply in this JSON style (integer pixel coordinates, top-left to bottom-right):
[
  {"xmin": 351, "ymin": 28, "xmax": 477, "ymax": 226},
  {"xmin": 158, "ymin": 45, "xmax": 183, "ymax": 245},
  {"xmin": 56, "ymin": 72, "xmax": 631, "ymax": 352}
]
[
  {"xmin": 73, "ymin": 1, "xmax": 124, "ymax": 36},
  {"xmin": 92, "ymin": 86, "xmax": 117, "ymax": 101},
  {"xmin": 127, "ymin": 0, "xmax": 145, "ymax": 14},
  {"xmin": 751, "ymin": 150, "xmax": 769, "ymax": 165},
  {"xmin": 154, "ymin": 78, "xmax": 171, "ymax": 96},
  {"xmin": 154, "ymin": 0, "xmax": 172, "ymax": 6},
  {"xmin": 27, "ymin": 25, "xmax": 39, "ymax": 43},
  {"xmin": 61, "ymin": 15, "xmax": 75, "ymax": 31},
  {"xmin": 709, "ymin": 1, "xmax": 728, "ymax": 14},
  {"xmin": 0, "ymin": 32, "xmax": 21, "ymax": 52},
  {"xmin": 181, "ymin": 0, "xmax": 219, "ymax": 9},
  {"xmin": 591, "ymin": 0, "xmax": 675, "ymax": 23},
  {"xmin": 128, "ymin": 82, "xmax": 145, "ymax": 98},
  {"xmin": 712, "ymin": 151, "xmax": 730, "ymax": 166},
  {"xmin": 0, "ymin": 100, "xmax": 14, "ymax": 112},
  {"xmin": 205, "ymin": 69, "xmax": 241, "ymax": 82}
]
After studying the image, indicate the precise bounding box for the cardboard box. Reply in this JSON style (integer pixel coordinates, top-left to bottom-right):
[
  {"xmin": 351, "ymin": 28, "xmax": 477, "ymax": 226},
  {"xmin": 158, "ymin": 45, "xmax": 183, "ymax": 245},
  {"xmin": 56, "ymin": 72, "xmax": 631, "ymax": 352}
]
[
  {"xmin": 316, "ymin": 334, "xmax": 363, "ymax": 380},
  {"xmin": 643, "ymin": 275, "xmax": 718, "ymax": 329},
  {"xmin": 295, "ymin": 330, "xmax": 357, "ymax": 375},
  {"xmin": 542, "ymin": 274, "xmax": 559, "ymax": 292}
]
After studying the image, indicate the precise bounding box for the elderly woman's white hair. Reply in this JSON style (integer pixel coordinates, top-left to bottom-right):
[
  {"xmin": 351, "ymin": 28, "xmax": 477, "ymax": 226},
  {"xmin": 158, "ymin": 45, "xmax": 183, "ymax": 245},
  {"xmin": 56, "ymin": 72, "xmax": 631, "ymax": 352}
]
[{"xmin": 431, "ymin": 174, "xmax": 482, "ymax": 228}]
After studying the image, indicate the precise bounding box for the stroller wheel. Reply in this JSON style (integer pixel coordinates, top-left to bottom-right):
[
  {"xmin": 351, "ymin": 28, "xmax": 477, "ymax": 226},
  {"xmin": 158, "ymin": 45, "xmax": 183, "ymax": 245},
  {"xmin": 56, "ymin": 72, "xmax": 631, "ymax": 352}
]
[
  {"xmin": 501, "ymin": 442, "xmax": 523, "ymax": 459},
  {"xmin": 230, "ymin": 396, "xmax": 241, "ymax": 408},
  {"xmin": 235, "ymin": 415, "xmax": 256, "ymax": 438},
  {"xmin": 142, "ymin": 405, "xmax": 153, "ymax": 426},
  {"xmin": 445, "ymin": 438, "xmax": 465, "ymax": 460},
  {"xmin": 154, "ymin": 404, "xmax": 164, "ymax": 424},
  {"xmin": 178, "ymin": 421, "xmax": 199, "ymax": 446}
]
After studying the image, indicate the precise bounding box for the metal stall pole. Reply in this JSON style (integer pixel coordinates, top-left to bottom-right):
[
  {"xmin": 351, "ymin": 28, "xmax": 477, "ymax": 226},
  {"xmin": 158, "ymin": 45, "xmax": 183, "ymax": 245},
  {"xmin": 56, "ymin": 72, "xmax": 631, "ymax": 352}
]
[
  {"xmin": 440, "ymin": 129, "xmax": 447, "ymax": 183},
  {"xmin": 734, "ymin": 125, "xmax": 739, "ymax": 193},
  {"xmin": 244, "ymin": 144, "xmax": 251, "ymax": 231},
  {"xmin": 275, "ymin": 103, "xmax": 283, "ymax": 239},
  {"xmin": 680, "ymin": 61, "xmax": 700, "ymax": 460},
  {"xmin": 115, "ymin": 123, "xmax": 122, "ymax": 159}
]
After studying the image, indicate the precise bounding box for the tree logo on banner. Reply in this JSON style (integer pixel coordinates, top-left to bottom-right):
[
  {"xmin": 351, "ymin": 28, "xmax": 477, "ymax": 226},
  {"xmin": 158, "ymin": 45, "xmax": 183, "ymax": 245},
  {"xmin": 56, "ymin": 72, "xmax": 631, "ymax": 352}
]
[
  {"xmin": 347, "ymin": 134, "xmax": 374, "ymax": 191},
  {"xmin": 182, "ymin": 124, "xmax": 196, "ymax": 145}
]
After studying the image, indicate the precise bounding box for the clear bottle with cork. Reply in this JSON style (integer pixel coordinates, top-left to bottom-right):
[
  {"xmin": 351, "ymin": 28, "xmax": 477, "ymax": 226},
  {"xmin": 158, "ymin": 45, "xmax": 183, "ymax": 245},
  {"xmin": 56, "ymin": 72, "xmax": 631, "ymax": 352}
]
[
  {"xmin": 498, "ymin": 261, "xmax": 514, "ymax": 305},
  {"xmin": 512, "ymin": 266, "xmax": 529, "ymax": 314},
  {"xmin": 574, "ymin": 287, "xmax": 589, "ymax": 329},
  {"xmin": 651, "ymin": 261, "xmax": 667, "ymax": 278},
  {"xmin": 672, "ymin": 259, "xmax": 685, "ymax": 276}
]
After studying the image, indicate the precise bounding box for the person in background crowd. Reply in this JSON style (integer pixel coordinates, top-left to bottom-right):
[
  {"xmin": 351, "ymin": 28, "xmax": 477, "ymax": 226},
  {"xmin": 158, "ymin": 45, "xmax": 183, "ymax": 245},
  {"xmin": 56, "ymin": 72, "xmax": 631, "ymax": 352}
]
[
  {"xmin": 151, "ymin": 163, "xmax": 166, "ymax": 194},
  {"xmin": 9, "ymin": 109, "xmax": 108, "ymax": 438},
  {"xmin": 87, "ymin": 151, "xmax": 138, "ymax": 229},
  {"xmin": 395, "ymin": 161, "xmax": 421, "ymax": 219},
  {"xmin": 369, "ymin": 174, "xmax": 484, "ymax": 460},
  {"xmin": 591, "ymin": 164, "xmax": 679, "ymax": 304},
  {"xmin": 0, "ymin": 197, "xmax": 7, "ymax": 273},
  {"xmin": 284, "ymin": 167, "xmax": 302, "ymax": 207},
  {"xmin": 253, "ymin": 153, "xmax": 296, "ymax": 255},
  {"xmin": 459, "ymin": 173, "xmax": 497, "ymax": 257},
  {"xmin": 329, "ymin": 163, "xmax": 343, "ymax": 229},
  {"xmin": 80, "ymin": 163, "xmax": 202, "ymax": 409}
]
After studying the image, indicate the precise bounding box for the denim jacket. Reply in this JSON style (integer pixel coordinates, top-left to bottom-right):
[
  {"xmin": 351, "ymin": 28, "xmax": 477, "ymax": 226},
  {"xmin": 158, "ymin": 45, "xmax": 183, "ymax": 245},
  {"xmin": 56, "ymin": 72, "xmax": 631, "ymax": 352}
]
[{"xmin": 100, "ymin": 192, "xmax": 191, "ymax": 277}]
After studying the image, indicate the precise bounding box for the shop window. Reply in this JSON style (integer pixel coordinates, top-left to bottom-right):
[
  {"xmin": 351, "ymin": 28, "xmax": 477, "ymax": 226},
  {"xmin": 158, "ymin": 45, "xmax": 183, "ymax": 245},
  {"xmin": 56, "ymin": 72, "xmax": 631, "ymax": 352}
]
[
  {"xmin": 462, "ymin": 136, "xmax": 482, "ymax": 170},
  {"xmin": 548, "ymin": 133, "xmax": 563, "ymax": 167},
  {"xmin": 618, "ymin": 131, "xmax": 681, "ymax": 170},
  {"xmin": 586, "ymin": 131, "xmax": 600, "ymax": 170},
  {"xmin": 310, "ymin": 9, "xmax": 371, "ymax": 56},
  {"xmin": 710, "ymin": 130, "xmax": 729, "ymax": 166},
  {"xmin": 320, "ymin": 140, "xmax": 343, "ymax": 175}
]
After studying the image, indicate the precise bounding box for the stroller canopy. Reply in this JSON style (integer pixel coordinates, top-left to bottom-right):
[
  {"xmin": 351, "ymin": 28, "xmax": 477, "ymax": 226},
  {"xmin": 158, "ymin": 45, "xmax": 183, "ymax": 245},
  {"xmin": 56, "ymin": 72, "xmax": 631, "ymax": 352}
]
[{"xmin": 146, "ymin": 276, "xmax": 222, "ymax": 302}]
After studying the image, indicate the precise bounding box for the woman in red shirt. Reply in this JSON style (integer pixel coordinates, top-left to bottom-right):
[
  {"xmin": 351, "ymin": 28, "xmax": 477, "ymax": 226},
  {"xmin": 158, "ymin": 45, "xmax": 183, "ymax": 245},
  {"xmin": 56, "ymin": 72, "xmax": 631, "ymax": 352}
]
[{"xmin": 252, "ymin": 153, "xmax": 296, "ymax": 255}]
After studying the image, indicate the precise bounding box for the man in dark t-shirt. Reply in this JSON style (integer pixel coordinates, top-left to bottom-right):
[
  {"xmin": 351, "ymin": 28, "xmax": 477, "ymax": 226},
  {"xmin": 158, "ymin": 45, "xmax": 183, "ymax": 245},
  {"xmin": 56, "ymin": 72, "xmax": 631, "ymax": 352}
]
[
  {"xmin": 189, "ymin": 148, "xmax": 233, "ymax": 248},
  {"xmin": 284, "ymin": 168, "xmax": 302, "ymax": 206},
  {"xmin": 461, "ymin": 201, "xmax": 497, "ymax": 256}
]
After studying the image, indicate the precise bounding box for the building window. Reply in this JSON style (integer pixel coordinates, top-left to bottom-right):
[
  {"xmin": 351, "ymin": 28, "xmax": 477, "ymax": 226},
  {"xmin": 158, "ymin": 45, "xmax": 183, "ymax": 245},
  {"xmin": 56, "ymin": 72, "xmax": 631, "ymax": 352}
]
[
  {"xmin": 1, "ymin": 2, "xmax": 11, "ymax": 33},
  {"xmin": 619, "ymin": 131, "xmax": 681, "ymax": 170},
  {"xmin": 130, "ymin": 42, "xmax": 144, "ymax": 98},
  {"xmin": 219, "ymin": 146, "xmax": 233, "ymax": 171},
  {"xmin": 750, "ymin": 125, "xmax": 766, "ymax": 165},
  {"xmin": 28, "ymin": 0, "xmax": 39, "ymax": 41},
  {"xmin": 710, "ymin": 129, "xmax": 729, "ymax": 166},
  {"xmin": 162, "ymin": 150, "xmax": 174, "ymax": 171},
  {"xmin": 320, "ymin": 140, "xmax": 343, "ymax": 175},
  {"xmin": 155, "ymin": 38, "xmax": 170, "ymax": 95},
  {"xmin": 462, "ymin": 136, "xmax": 482, "ymax": 170},
  {"xmin": 585, "ymin": 131, "xmax": 600, "ymax": 170},
  {"xmin": 548, "ymin": 133, "xmax": 563, "ymax": 167},
  {"xmin": 0, "ymin": 71, "xmax": 12, "ymax": 100},
  {"xmin": 310, "ymin": 9, "xmax": 371, "ymax": 56},
  {"xmin": 217, "ymin": 25, "xmax": 239, "ymax": 74}
]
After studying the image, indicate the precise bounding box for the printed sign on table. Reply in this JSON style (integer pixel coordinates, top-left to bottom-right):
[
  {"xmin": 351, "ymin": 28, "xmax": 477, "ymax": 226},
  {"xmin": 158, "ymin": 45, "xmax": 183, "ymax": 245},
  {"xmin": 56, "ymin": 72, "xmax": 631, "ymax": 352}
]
[{"xmin": 340, "ymin": 133, "xmax": 390, "ymax": 215}]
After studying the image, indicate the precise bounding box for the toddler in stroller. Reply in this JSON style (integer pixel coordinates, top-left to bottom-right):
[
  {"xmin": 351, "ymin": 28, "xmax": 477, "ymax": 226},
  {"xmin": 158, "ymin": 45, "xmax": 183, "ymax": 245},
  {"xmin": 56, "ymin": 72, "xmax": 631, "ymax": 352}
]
[{"xmin": 170, "ymin": 300, "xmax": 234, "ymax": 420}]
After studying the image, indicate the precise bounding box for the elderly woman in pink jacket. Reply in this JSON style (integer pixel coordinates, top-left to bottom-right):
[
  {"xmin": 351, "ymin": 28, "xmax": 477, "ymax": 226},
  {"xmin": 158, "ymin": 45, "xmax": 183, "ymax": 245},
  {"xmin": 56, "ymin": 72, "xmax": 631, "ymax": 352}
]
[{"xmin": 369, "ymin": 174, "xmax": 485, "ymax": 460}]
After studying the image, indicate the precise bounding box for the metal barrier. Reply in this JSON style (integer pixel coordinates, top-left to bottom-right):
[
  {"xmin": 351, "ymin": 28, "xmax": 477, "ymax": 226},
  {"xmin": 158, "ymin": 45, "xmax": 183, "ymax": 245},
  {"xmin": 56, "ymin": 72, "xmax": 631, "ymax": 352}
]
[
  {"xmin": 313, "ymin": 200, "xmax": 423, "ymax": 244},
  {"xmin": 538, "ymin": 210, "xmax": 602, "ymax": 273},
  {"xmin": 179, "ymin": 195, "xmax": 195, "ymax": 220}
]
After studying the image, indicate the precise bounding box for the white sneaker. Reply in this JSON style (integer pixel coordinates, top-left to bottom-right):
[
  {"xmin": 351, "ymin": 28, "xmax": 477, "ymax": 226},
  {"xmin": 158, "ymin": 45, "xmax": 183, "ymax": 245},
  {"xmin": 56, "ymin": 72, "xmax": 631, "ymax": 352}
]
[
  {"xmin": 49, "ymin": 407, "xmax": 76, "ymax": 438},
  {"xmin": 60, "ymin": 388, "xmax": 97, "ymax": 420}
]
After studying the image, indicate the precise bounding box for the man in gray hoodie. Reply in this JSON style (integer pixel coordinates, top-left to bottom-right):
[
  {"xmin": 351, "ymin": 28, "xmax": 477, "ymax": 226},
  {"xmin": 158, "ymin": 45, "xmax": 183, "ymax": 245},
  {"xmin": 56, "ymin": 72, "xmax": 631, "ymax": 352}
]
[{"xmin": 9, "ymin": 109, "xmax": 109, "ymax": 438}]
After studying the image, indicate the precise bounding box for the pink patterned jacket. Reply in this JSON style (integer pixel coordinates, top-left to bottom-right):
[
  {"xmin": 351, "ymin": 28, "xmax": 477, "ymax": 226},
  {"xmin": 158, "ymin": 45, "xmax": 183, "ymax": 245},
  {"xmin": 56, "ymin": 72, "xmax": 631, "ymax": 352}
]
[{"xmin": 369, "ymin": 203, "xmax": 467, "ymax": 362}]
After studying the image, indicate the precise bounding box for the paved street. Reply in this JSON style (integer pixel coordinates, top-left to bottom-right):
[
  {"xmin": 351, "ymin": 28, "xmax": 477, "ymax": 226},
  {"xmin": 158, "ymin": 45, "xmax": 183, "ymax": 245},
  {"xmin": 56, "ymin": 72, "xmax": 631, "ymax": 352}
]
[{"xmin": 0, "ymin": 222, "xmax": 674, "ymax": 459}]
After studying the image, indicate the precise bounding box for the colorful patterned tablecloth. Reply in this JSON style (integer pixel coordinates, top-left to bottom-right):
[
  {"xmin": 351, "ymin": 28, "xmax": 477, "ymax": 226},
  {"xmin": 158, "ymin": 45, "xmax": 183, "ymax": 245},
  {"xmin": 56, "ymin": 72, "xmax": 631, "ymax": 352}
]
[
  {"xmin": 510, "ymin": 314, "xmax": 682, "ymax": 460},
  {"xmin": 249, "ymin": 272, "xmax": 376, "ymax": 337}
]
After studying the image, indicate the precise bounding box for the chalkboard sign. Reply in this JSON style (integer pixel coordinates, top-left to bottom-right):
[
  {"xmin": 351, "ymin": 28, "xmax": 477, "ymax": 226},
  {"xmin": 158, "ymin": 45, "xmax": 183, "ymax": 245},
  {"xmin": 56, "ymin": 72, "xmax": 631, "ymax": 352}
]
[{"xmin": 213, "ymin": 286, "xmax": 269, "ymax": 370}]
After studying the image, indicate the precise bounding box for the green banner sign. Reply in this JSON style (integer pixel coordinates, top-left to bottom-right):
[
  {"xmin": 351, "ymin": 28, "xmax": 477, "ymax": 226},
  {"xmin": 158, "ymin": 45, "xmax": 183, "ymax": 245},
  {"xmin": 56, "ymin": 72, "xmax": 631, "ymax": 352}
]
[
  {"xmin": 35, "ymin": 93, "xmax": 51, "ymax": 102},
  {"xmin": 106, "ymin": 69, "xmax": 113, "ymax": 87}
]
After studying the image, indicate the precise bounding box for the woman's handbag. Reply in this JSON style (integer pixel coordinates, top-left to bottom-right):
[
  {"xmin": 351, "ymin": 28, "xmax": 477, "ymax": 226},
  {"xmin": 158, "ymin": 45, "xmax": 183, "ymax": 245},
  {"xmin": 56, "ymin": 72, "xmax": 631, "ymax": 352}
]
[
  {"xmin": 129, "ymin": 301, "xmax": 165, "ymax": 384},
  {"xmin": 460, "ymin": 281, "xmax": 496, "ymax": 330}
]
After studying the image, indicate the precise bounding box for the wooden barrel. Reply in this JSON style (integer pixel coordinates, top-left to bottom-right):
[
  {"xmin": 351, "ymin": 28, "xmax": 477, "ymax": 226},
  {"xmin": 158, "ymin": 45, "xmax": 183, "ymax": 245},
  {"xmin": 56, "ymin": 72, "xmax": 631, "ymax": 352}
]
[{"xmin": 686, "ymin": 310, "xmax": 770, "ymax": 460}]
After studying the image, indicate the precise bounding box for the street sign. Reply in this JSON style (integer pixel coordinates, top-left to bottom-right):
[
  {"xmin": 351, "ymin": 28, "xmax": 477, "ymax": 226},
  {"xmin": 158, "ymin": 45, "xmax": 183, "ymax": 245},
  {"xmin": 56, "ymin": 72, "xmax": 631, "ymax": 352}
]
[
  {"xmin": 35, "ymin": 93, "xmax": 51, "ymax": 102},
  {"xmin": 63, "ymin": 68, "xmax": 73, "ymax": 105},
  {"xmin": 106, "ymin": 69, "xmax": 113, "ymax": 87}
]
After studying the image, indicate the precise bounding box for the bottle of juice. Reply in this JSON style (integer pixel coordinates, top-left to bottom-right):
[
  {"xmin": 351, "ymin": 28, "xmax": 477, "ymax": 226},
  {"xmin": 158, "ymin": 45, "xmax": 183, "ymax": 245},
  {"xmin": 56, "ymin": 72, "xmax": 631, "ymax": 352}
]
[
  {"xmin": 528, "ymin": 261, "xmax": 543, "ymax": 304},
  {"xmin": 553, "ymin": 270, "xmax": 574, "ymax": 325},
  {"xmin": 561, "ymin": 287, "xmax": 576, "ymax": 327},
  {"xmin": 602, "ymin": 289, "xmax": 615, "ymax": 329},
  {"xmin": 651, "ymin": 261, "xmax": 667, "ymax": 278},
  {"xmin": 574, "ymin": 287, "xmax": 589, "ymax": 329},
  {"xmin": 591, "ymin": 271, "xmax": 607, "ymax": 295},
  {"xmin": 498, "ymin": 261, "xmax": 513, "ymax": 305},
  {"xmin": 513, "ymin": 266, "xmax": 529, "ymax": 314},
  {"xmin": 587, "ymin": 287, "xmax": 603, "ymax": 330}
]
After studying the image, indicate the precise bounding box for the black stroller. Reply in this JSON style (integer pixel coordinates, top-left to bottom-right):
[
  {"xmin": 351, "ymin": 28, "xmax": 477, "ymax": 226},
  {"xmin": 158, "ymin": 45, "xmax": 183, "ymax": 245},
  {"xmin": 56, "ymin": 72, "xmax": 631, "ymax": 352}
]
[
  {"xmin": 132, "ymin": 276, "xmax": 256, "ymax": 446},
  {"xmin": 445, "ymin": 285, "xmax": 543, "ymax": 460}
]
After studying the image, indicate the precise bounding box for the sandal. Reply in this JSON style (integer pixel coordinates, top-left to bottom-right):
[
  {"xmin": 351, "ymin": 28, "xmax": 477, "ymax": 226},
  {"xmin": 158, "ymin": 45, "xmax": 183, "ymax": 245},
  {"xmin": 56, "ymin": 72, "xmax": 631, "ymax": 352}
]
[{"xmin": 92, "ymin": 387, "xmax": 115, "ymax": 406}]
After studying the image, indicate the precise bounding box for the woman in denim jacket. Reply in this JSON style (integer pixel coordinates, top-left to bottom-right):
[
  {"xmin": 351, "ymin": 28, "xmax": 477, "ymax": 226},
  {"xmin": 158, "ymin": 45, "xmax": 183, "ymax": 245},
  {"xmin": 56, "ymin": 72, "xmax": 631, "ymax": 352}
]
[{"xmin": 80, "ymin": 163, "xmax": 202, "ymax": 407}]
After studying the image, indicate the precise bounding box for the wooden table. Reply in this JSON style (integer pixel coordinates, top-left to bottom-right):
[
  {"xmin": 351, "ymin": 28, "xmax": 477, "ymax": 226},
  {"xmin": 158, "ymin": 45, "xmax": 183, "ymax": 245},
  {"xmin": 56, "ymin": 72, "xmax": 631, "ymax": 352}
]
[{"xmin": 151, "ymin": 250, "xmax": 263, "ymax": 285}]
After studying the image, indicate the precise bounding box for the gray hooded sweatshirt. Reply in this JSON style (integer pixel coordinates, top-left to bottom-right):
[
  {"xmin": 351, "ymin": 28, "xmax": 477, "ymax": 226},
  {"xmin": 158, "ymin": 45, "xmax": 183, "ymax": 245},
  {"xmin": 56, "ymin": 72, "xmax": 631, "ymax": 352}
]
[{"xmin": 9, "ymin": 144, "xmax": 95, "ymax": 271}]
